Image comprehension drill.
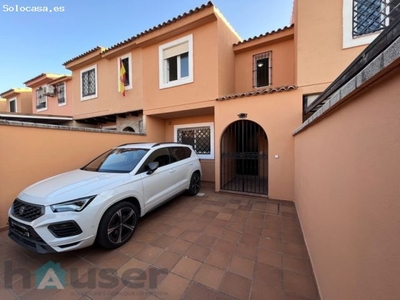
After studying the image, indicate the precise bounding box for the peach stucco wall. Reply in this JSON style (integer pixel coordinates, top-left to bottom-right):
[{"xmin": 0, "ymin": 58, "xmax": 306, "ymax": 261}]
[
  {"xmin": 0, "ymin": 99, "xmax": 6, "ymax": 112},
  {"xmin": 235, "ymin": 38, "xmax": 295, "ymax": 93},
  {"xmin": 33, "ymin": 81, "xmax": 74, "ymax": 116},
  {"xmin": 294, "ymin": 71, "xmax": 400, "ymax": 299},
  {"xmin": 143, "ymin": 22, "xmax": 219, "ymax": 114},
  {"xmin": 295, "ymin": 0, "xmax": 367, "ymax": 90},
  {"xmin": 0, "ymin": 116, "xmax": 165, "ymax": 229},
  {"xmin": 71, "ymin": 49, "xmax": 143, "ymax": 120},
  {"xmin": 215, "ymin": 89, "xmax": 302, "ymax": 201}
]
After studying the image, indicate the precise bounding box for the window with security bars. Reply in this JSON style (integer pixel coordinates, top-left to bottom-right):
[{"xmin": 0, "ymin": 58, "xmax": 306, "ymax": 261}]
[
  {"xmin": 81, "ymin": 67, "xmax": 97, "ymax": 99},
  {"xmin": 57, "ymin": 82, "xmax": 66, "ymax": 105},
  {"xmin": 353, "ymin": 0, "xmax": 400, "ymax": 37},
  {"xmin": 177, "ymin": 127, "xmax": 211, "ymax": 155},
  {"xmin": 36, "ymin": 87, "xmax": 47, "ymax": 110},
  {"xmin": 253, "ymin": 52, "xmax": 271, "ymax": 88}
]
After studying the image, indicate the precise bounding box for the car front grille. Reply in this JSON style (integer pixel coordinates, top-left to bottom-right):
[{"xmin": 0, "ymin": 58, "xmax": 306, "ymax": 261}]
[
  {"xmin": 12, "ymin": 198, "xmax": 45, "ymax": 221},
  {"xmin": 48, "ymin": 221, "xmax": 83, "ymax": 238}
]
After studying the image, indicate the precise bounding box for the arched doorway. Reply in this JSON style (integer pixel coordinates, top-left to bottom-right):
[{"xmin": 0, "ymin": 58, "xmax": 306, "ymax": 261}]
[{"xmin": 220, "ymin": 120, "xmax": 268, "ymax": 195}]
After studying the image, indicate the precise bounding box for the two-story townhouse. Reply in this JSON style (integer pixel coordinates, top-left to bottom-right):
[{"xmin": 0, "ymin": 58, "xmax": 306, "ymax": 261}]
[
  {"xmin": 24, "ymin": 73, "xmax": 73, "ymax": 117},
  {"xmin": 63, "ymin": 46, "xmax": 144, "ymax": 132},
  {"xmin": 0, "ymin": 88, "xmax": 32, "ymax": 114}
]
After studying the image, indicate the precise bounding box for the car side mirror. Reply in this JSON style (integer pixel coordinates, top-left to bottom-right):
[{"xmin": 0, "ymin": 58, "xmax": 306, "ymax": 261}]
[{"xmin": 146, "ymin": 161, "xmax": 160, "ymax": 175}]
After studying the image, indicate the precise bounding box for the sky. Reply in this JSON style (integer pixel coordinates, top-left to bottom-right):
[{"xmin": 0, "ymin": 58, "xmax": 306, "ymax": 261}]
[{"xmin": 0, "ymin": 0, "xmax": 293, "ymax": 94}]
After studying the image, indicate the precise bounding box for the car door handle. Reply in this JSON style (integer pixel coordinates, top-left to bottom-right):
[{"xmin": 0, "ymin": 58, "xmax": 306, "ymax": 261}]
[
  {"xmin": 189, "ymin": 162, "xmax": 193, "ymax": 165},
  {"xmin": 169, "ymin": 169, "xmax": 175, "ymax": 173}
]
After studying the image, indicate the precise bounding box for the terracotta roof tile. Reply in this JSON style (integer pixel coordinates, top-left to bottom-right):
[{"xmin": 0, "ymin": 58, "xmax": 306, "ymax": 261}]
[
  {"xmin": 103, "ymin": 1, "xmax": 214, "ymax": 54},
  {"xmin": 63, "ymin": 46, "xmax": 107, "ymax": 66},
  {"xmin": 216, "ymin": 85, "xmax": 297, "ymax": 101},
  {"xmin": 234, "ymin": 24, "xmax": 294, "ymax": 46}
]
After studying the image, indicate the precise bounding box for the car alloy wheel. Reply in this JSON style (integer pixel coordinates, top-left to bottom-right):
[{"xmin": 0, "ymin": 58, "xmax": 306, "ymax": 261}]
[
  {"xmin": 187, "ymin": 172, "xmax": 201, "ymax": 195},
  {"xmin": 96, "ymin": 202, "xmax": 138, "ymax": 249}
]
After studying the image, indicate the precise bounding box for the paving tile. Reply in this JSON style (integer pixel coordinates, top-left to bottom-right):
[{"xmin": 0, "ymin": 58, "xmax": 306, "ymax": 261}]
[
  {"xmin": 258, "ymin": 248, "xmax": 282, "ymax": 269},
  {"xmin": 171, "ymin": 257, "xmax": 201, "ymax": 280},
  {"xmin": 281, "ymin": 231, "xmax": 305, "ymax": 245},
  {"xmin": 117, "ymin": 257, "xmax": 149, "ymax": 280},
  {"xmin": 167, "ymin": 239, "xmax": 192, "ymax": 254},
  {"xmin": 260, "ymin": 237, "xmax": 282, "ymax": 253},
  {"xmin": 164, "ymin": 226, "xmax": 185, "ymax": 238},
  {"xmin": 148, "ymin": 223, "xmax": 173, "ymax": 235},
  {"xmin": 134, "ymin": 245, "xmax": 163, "ymax": 263},
  {"xmin": 97, "ymin": 251, "xmax": 131, "ymax": 270},
  {"xmin": 195, "ymin": 234, "xmax": 218, "ymax": 248},
  {"xmin": 251, "ymin": 280, "xmax": 283, "ymax": 300},
  {"xmin": 221, "ymin": 229, "xmax": 242, "ymax": 242},
  {"xmin": 182, "ymin": 282, "xmax": 218, "ymax": 300},
  {"xmin": 240, "ymin": 233, "xmax": 260, "ymax": 247},
  {"xmin": 205, "ymin": 250, "xmax": 232, "ymax": 270},
  {"xmin": 152, "ymin": 250, "xmax": 181, "ymax": 270},
  {"xmin": 133, "ymin": 230, "xmax": 161, "ymax": 244},
  {"xmin": 254, "ymin": 262, "xmax": 283, "ymax": 288},
  {"xmin": 179, "ymin": 230, "xmax": 203, "ymax": 243},
  {"xmin": 118, "ymin": 240, "xmax": 147, "ymax": 257},
  {"xmin": 234, "ymin": 242, "xmax": 258, "ymax": 260},
  {"xmin": 282, "ymin": 242, "xmax": 309, "ymax": 258},
  {"xmin": 283, "ymin": 256, "xmax": 313, "ymax": 275},
  {"xmin": 194, "ymin": 263, "xmax": 225, "ymax": 289},
  {"xmin": 204, "ymin": 225, "xmax": 224, "ymax": 237},
  {"xmin": 213, "ymin": 239, "xmax": 237, "ymax": 254},
  {"xmin": 219, "ymin": 272, "xmax": 251, "ymax": 300},
  {"xmin": 185, "ymin": 244, "xmax": 211, "ymax": 262},
  {"xmin": 152, "ymin": 272, "xmax": 190, "ymax": 300},
  {"xmin": 228, "ymin": 255, "xmax": 255, "ymax": 279},
  {"xmin": 283, "ymin": 270, "xmax": 319, "ymax": 299},
  {"xmin": 150, "ymin": 234, "xmax": 175, "ymax": 248}
]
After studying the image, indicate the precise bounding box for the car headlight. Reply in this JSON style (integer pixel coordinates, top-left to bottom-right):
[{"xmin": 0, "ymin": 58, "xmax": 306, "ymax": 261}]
[{"xmin": 50, "ymin": 196, "xmax": 96, "ymax": 213}]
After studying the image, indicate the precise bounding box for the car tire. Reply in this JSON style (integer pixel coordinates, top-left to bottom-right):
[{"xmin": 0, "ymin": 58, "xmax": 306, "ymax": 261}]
[
  {"xmin": 96, "ymin": 201, "xmax": 138, "ymax": 249},
  {"xmin": 187, "ymin": 172, "xmax": 201, "ymax": 196}
]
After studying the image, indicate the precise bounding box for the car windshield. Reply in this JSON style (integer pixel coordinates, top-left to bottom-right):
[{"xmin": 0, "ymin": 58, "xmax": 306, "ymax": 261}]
[{"xmin": 81, "ymin": 148, "xmax": 148, "ymax": 173}]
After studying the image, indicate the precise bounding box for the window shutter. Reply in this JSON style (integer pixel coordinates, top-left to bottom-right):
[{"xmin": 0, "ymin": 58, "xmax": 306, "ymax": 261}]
[{"xmin": 163, "ymin": 42, "xmax": 188, "ymax": 59}]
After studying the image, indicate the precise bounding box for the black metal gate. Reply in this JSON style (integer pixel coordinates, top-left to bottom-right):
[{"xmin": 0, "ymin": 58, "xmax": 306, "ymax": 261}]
[{"xmin": 221, "ymin": 120, "xmax": 268, "ymax": 195}]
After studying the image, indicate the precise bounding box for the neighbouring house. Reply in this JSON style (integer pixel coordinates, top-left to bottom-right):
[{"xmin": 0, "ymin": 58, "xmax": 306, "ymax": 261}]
[
  {"xmin": 0, "ymin": 88, "xmax": 32, "ymax": 114},
  {"xmin": 0, "ymin": 98, "xmax": 7, "ymax": 111},
  {"xmin": 23, "ymin": 73, "xmax": 73, "ymax": 116}
]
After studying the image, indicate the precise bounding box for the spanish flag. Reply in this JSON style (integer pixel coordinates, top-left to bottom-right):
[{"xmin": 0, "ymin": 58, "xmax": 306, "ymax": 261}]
[{"xmin": 119, "ymin": 59, "xmax": 126, "ymax": 96}]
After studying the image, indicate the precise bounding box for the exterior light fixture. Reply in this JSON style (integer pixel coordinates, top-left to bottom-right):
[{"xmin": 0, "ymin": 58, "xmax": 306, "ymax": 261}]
[{"xmin": 237, "ymin": 113, "xmax": 247, "ymax": 119}]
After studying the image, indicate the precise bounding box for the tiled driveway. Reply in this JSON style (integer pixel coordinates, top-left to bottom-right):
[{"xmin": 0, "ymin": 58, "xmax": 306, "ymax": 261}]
[{"xmin": 0, "ymin": 183, "xmax": 319, "ymax": 300}]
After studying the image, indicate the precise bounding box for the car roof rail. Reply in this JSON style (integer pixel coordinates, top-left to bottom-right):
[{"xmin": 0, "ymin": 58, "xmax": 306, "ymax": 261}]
[
  {"xmin": 151, "ymin": 142, "xmax": 181, "ymax": 148},
  {"xmin": 117, "ymin": 142, "xmax": 150, "ymax": 147}
]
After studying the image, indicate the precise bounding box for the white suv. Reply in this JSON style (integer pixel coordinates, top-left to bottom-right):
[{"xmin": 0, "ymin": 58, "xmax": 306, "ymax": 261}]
[{"xmin": 8, "ymin": 143, "xmax": 202, "ymax": 253}]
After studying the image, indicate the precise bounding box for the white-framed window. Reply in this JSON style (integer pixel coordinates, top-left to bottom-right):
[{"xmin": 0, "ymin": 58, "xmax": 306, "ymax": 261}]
[
  {"xmin": 159, "ymin": 34, "xmax": 193, "ymax": 89},
  {"xmin": 253, "ymin": 51, "xmax": 272, "ymax": 88},
  {"xmin": 80, "ymin": 65, "xmax": 98, "ymax": 101},
  {"xmin": 36, "ymin": 87, "xmax": 47, "ymax": 111},
  {"xmin": 57, "ymin": 82, "xmax": 66, "ymax": 106},
  {"xmin": 174, "ymin": 122, "xmax": 214, "ymax": 159},
  {"xmin": 343, "ymin": 0, "xmax": 399, "ymax": 48},
  {"xmin": 9, "ymin": 98, "xmax": 17, "ymax": 112},
  {"xmin": 117, "ymin": 53, "xmax": 132, "ymax": 91}
]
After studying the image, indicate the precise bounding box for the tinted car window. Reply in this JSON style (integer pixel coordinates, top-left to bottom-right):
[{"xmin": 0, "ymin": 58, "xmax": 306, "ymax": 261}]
[
  {"xmin": 138, "ymin": 148, "xmax": 171, "ymax": 173},
  {"xmin": 169, "ymin": 146, "xmax": 191, "ymax": 162},
  {"xmin": 82, "ymin": 149, "xmax": 148, "ymax": 173}
]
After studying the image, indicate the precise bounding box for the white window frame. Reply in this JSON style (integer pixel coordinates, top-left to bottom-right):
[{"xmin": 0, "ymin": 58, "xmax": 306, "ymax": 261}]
[
  {"xmin": 57, "ymin": 82, "xmax": 67, "ymax": 107},
  {"xmin": 80, "ymin": 64, "xmax": 98, "ymax": 101},
  {"xmin": 174, "ymin": 122, "xmax": 214, "ymax": 160},
  {"xmin": 159, "ymin": 34, "xmax": 193, "ymax": 89},
  {"xmin": 343, "ymin": 0, "xmax": 385, "ymax": 49},
  {"xmin": 9, "ymin": 97, "xmax": 17, "ymax": 112},
  {"xmin": 117, "ymin": 53, "xmax": 133, "ymax": 91},
  {"xmin": 36, "ymin": 87, "xmax": 47, "ymax": 112}
]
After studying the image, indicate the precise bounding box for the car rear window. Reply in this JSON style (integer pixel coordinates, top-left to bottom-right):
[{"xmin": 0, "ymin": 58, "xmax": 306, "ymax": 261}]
[
  {"xmin": 169, "ymin": 146, "xmax": 191, "ymax": 162},
  {"xmin": 82, "ymin": 148, "xmax": 148, "ymax": 173}
]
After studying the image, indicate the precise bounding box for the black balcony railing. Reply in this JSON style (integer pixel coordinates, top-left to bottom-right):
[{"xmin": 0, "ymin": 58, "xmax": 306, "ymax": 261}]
[{"xmin": 353, "ymin": 0, "xmax": 400, "ymax": 37}]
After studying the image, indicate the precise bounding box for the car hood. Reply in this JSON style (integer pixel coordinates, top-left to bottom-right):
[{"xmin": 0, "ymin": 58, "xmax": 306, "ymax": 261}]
[{"xmin": 18, "ymin": 169, "xmax": 129, "ymax": 205}]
